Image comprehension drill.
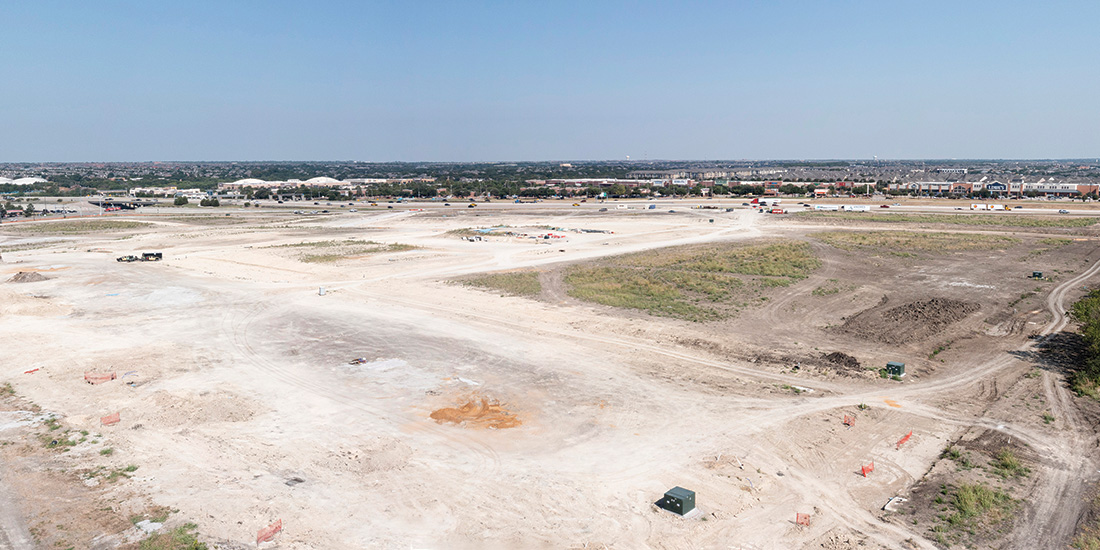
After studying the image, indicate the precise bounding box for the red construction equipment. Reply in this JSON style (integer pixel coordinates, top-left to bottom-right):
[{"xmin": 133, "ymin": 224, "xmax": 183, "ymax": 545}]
[
  {"xmin": 842, "ymin": 415, "xmax": 855, "ymax": 427},
  {"xmin": 795, "ymin": 512, "xmax": 810, "ymax": 526},
  {"xmin": 101, "ymin": 412, "xmax": 120, "ymax": 426},
  {"xmin": 861, "ymin": 460, "xmax": 875, "ymax": 477},
  {"xmin": 896, "ymin": 430, "xmax": 913, "ymax": 450},
  {"xmin": 257, "ymin": 519, "xmax": 282, "ymax": 544}
]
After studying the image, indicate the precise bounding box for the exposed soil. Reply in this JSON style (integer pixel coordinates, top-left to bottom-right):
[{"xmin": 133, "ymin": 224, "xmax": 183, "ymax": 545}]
[
  {"xmin": 838, "ymin": 297, "xmax": 981, "ymax": 345},
  {"xmin": 1, "ymin": 203, "xmax": 1099, "ymax": 549},
  {"xmin": 823, "ymin": 351, "xmax": 861, "ymax": 371},
  {"xmin": 6, "ymin": 271, "xmax": 49, "ymax": 283},
  {"xmin": 429, "ymin": 397, "xmax": 522, "ymax": 429}
]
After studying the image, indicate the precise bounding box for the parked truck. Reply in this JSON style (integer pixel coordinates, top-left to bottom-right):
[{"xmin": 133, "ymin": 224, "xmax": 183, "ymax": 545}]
[{"xmin": 117, "ymin": 252, "xmax": 163, "ymax": 262}]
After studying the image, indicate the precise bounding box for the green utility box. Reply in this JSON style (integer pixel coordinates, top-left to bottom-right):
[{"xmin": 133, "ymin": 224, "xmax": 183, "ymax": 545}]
[
  {"xmin": 657, "ymin": 486, "xmax": 696, "ymax": 515},
  {"xmin": 1032, "ymin": 271, "xmax": 1043, "ymax": 279},
  {"xmin": 886, "ymin": 361, "xmax": 906, "ymax": 377}
]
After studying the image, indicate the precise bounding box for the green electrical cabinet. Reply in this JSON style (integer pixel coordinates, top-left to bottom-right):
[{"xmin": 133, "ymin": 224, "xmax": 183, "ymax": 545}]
[
  {"xmin": 886, "ymin": 361, "xmax": 906, "ymax": 377},
  {"xmin": 657, "ymin": 486, "xmax": 696, "ymax": 515}
]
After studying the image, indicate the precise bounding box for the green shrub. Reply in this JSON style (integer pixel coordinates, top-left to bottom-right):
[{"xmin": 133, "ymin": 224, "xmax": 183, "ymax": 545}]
[
  {"xmin": 992, "ymin": 448, "xmax": 1030, "ymax": 478},
  {"xmin": 138, "ymin": 523, "xmax": 207, "ymax": 550}
]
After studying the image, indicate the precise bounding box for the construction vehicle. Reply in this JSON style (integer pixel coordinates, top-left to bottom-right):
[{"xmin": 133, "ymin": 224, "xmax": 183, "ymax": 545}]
[{"xmin": 116, "ymin": 252, "xmax": 162, "ymax": 262}]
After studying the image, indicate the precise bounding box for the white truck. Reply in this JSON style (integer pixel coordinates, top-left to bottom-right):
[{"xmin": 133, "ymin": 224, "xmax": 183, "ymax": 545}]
[{"xmin": 841, "ymin": 205, "xmax": 871, "ymax": 212}]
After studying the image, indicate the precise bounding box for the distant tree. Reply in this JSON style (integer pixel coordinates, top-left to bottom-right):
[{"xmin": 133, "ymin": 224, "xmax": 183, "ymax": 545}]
[
  {"xmin": 253, "ymin": 188, "xmax": 271, "ymax": 200},
  {"xmin": 23, "ymin": 203, "xmax": 36, "ymax": 217},
  {"xmin": 174, "ymin": 196, "xmax": 189, "ymax": 206}
]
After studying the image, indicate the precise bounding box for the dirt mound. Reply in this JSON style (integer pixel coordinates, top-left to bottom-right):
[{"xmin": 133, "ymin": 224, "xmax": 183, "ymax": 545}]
[
  {"xmin": 143, "ymin": 391, "xmax": 261, "ymax": 427},
  {"xmin": 7, "ymin": 271, "xmax": 49, "ymax": 283},
  {"xmin": 822, "ymin": 352, "xmax": 861, "ymax": 370},
  {"xmin": 838, "ymin": 296, "xmax": 980, "ymax": 345},
  {"xmin": 430, "ymin": 398, "xmax": 521, "ymax": 429}
]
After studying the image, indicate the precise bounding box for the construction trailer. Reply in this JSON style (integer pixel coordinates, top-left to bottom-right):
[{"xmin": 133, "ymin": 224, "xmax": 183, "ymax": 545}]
[
  {"xmin": 886, "ymin": 361, "xmax": 906, "ymax": 377},
  {"xmin": 656, "ymin": 486, "xmax": 696, "ymax": 516}
]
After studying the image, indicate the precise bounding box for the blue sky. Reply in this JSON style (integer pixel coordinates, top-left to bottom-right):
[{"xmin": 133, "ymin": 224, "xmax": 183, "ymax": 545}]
[{"xmin": 1, "ymin": 1, "xmax": 1097, "ymax": 161}]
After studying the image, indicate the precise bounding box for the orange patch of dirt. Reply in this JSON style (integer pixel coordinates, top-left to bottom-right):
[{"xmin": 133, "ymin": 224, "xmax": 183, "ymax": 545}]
[{"xmin": 430, "ymin": 398, "xmax": 521, "ymax": 429}]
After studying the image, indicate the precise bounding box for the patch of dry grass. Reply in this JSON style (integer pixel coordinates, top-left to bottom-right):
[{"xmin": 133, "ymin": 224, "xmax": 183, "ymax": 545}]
[
  {"xmin": 0, "ymin": 220, "xmax": 151, "ymax": 234},
  {"xmin": 563, "ymin": 240, "xmax": 819, "ymax": 322},
  {"xmin": 813, "ymin": 230, "xmax": 1019, "ymax": 252},
  {"xmin": 463, "ymin": 272, "xmax": 542, "ymax": 297}
]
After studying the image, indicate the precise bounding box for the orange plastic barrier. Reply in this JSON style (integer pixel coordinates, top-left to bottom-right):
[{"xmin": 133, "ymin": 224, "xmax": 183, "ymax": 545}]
[
  {"xmin": 896, "ymin": 430, "xmax": 913, "ymax": 450},
  {"xmin": 861, "ymin": 460, "xmax": 875, "ymax": 477},
  {"xmin": 257, "ymin": 519, "xmax": 282, "ymax": 544},
  {"xmin": 84, "ymin": 372, "xmax": 117, "ymax": 385},
  {"xmin": 24, "ymin": 368, "xmax": 39, "ymax": 374},
  {"xmin": 796, "ymin": 512, "xmax": 810, "ymax": 526},
  {"xmin": 101, "ymin": 412, "xmax": 120, "ymax": 426},
  {"xmin": 842, "ymin": 415, "xmax": 855, "ymax": 427}
]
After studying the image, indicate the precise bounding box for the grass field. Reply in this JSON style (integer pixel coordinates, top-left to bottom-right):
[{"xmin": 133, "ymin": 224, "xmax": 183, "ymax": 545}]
[
  {"xmin": 160, "ymin": 215, "xmax": 261, "ymax": 226},
  {"xmin": 463, "ymin": 272, "xmax": 542, "ymax": 297},
  {"xmin": 795, "ymin": 212, "xmax": 1098, "ymax": 228},
  {"xmin": 928, "ymin": 482, "xmax": 1016, "ymax": 547},
  {"xmin": 0, "ymin": 220, "xmax": 152, "ymax": 234},
  {"xmin": 813, "ymin": 231, "xmax": 1019, "ymax": 253},
  {"xmin": 265, "ymin": 240, "xmax": 417, "ymax": 263},
  {"xmin": 563, "ymin": 240, "xmax": 819, "ymax": 322},
  {"xmin": 0, "ymin": 241, "xmax": 64, "ymax": 254}
]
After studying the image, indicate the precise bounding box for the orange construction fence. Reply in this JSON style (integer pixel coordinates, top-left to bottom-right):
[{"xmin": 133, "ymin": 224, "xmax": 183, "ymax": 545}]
[
  {"xmin": 101, "ymin": 412, "xmax": 121, "ymax": 426},
  {"xmin": 795, "ymin": 512, "xmax": 810, "ymax": 526},
  {"xmin": 24, "ymin": 368, "xmax": 39, "ymax": 374},
  {"xmin": 861, "ymin": 460, "xmax": 875, "ymax": 477},
  {"xmin": 896, "ymin": 430, "xmax": 913, "ymax": 450},
  {"xmin": 84, "ymin": 372, "xmax": 117, "ymax": 385},
  {"xmin": 257, "ymin": 519, "xmax": 282, "ymax": 544}
]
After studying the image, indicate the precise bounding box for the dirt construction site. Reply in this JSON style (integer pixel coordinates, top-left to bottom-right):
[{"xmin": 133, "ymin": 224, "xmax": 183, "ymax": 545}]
[{"xmin": 2, "ymin": 199, "xmax": 1100, "ymax": 549}]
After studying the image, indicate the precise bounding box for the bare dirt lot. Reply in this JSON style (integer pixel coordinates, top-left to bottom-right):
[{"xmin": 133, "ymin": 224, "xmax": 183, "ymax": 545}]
[{"xmin": 2, "ymin": 201, "xmax": 1100, "ymax": 549}]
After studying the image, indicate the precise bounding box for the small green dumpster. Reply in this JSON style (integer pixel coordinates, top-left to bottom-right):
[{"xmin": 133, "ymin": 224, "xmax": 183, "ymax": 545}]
[
  {"xmin": 1032, "ymin": 271, "xmax": 1043, "ymax": 279},
  {"xmin": 657, "ymin": 486, "xmax": 696, "ymax": 515},
  {"xmin": 886, "ymin": 361, "xmax": 906, "ymax": 377}
]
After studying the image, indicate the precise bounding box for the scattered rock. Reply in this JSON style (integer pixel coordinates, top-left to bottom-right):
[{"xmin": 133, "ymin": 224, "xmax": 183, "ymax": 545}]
[{"xmin": 135, "ymin": 520, "xmax": 163, "ymax": 533}]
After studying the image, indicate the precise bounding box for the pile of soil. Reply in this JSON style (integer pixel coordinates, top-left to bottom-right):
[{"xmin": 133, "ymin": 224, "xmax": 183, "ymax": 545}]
[
  {"xmin": 838, "ymin": 296, "xmax": 980, "ymax": 345},
  {"xmin": 822, "ymin": 351, "xmax": 861, "ymax": 371},
  {"xmin": 7, "ymin": 271, "xmax": 49, "ymax": 283},
  {"xmin": 430, "ymin": 397, "xmax": 521, "ymax": 429}
]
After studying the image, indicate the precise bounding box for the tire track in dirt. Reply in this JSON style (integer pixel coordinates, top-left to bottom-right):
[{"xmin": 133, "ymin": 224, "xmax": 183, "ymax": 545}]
[
  {"xmin": 0, "ymin": 468, "xmax": 33, "ymax": 550},
  {"xmin": 220, "ymin": 300, "xmax": 504, "ymax": 478}
]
